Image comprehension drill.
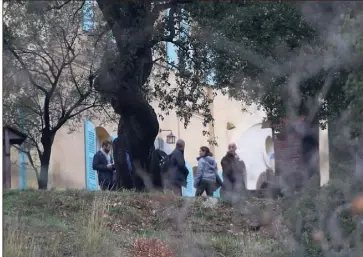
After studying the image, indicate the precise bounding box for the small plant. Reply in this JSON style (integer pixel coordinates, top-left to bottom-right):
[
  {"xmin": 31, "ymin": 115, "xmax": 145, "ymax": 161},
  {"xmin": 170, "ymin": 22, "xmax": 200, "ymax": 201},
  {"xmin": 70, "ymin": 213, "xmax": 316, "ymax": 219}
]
[
  {"xmin": 4, "ymin": 219, "xmax": 36, "ymax": 257},
  {"xmin": 78, "ymin": 194, "xmax": 115, "ymax": 257},
  {"xmin": 133, "ymin": 237, "xmax": 174, "ymax": 257}
]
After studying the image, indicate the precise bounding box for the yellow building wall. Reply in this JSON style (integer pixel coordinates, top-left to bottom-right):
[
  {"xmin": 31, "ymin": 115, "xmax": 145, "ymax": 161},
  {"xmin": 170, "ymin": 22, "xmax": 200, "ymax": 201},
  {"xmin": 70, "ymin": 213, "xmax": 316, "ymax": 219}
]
[{"xmin": 9, "ymin": 89, "xmax": 330, "ymax": 190}]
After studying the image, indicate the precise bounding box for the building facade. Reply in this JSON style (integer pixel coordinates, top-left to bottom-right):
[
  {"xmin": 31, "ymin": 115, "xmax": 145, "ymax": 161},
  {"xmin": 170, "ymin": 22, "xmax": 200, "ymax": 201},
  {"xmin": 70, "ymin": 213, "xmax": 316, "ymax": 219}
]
[
  {"xmin": 9, "ymin": 88, "xmax": 330, "ymax": 194},
  {"xmin": 8, "ymin": 1, "xmax": 330, "ymax": 194}
]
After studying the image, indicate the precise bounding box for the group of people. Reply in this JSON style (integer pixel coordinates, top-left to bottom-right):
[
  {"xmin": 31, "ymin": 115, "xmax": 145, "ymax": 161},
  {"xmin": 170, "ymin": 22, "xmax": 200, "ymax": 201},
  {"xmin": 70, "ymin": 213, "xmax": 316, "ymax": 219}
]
[
  {"xmin": 193, "ymin": 143, "xmax": 247, "ymax": 198},
  {"xmin": 92, "ymin": 139, "xmax": 247, "ymax": 198}
]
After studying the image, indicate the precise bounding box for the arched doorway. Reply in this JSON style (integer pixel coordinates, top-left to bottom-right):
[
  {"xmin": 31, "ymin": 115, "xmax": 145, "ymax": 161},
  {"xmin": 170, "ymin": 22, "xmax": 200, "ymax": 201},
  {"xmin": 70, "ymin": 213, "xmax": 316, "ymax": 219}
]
[
  {"xmin": 232, "ymin": 123, "xmax": 273, "ymax": 190},
  {"xmin": 95, "ymin": 127, "xmax": 111, "ymax": 150}
]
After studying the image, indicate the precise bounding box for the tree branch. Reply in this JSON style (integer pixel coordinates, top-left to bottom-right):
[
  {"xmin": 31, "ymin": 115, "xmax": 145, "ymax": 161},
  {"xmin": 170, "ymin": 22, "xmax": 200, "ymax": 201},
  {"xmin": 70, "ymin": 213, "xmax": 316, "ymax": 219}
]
[
  {"xmin": 36, "ymin": 39, "xmax": 59, "ymax": 72},
  {"xmin": 72, "ymin": 1, "xmax": 86, "ymax": 23},
  {"xmin": 4, "ymin": 31, "xmax": 48, "ymax": 95},
  {"xmin": 12, "ymin": 144, "xmax": 40, "ymax": 182},
  {"xmin": 69, "ymin": 63, "xmax": 83, "ymax": 96},
  {"xmin": 67, "ymin": 103, "xmax": 100, "ymax": 120},
  {"xmin": 46, "ymin": 0, "xmax": 72, "ymax": 11},
  {"xmin": 20, "ymin": 49, "xmax": 56, "ymax": 79},
  {"xmin": 52, "ymin": 77, "xmax": 95, "ymax": 133},
  {"xmin": 101, "ymin": 105, "xmax": 119, "ymax": 123},
  {"xmin": 151, "ymin": 3, "xmax": 178, "ymax": 46}
]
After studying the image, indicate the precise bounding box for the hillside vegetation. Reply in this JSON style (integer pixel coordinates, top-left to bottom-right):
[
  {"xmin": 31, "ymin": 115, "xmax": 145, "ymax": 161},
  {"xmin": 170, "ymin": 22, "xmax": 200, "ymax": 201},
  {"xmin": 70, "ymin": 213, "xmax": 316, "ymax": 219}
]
[{"xmin": 3, "ymin": 190, "xmax": 292, "ymax": 257}]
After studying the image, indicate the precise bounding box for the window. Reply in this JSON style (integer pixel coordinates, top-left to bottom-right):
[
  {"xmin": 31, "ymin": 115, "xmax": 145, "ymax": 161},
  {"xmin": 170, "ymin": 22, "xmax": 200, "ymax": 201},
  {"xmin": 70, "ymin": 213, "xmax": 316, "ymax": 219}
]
[
  {"xmin": 205, "ymin": 70, "xmax": 216, "ymax": 86},
  {"xmin": 165, "ymin": 9, "xmax": 216, "ymax": 87},
  {"xmin": 82, "ymin": 0, "xmax": 95, "ymax": 32},
  {"xmin": 166, "ymin": 8, "xmax": 179, "ymax": 67}
]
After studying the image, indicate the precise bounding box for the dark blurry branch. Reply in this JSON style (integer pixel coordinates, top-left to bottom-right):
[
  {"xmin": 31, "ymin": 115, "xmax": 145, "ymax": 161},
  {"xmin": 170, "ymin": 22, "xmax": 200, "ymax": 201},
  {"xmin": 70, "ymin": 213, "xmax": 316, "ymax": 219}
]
[
  {"xmin": 26, "ymin": 68, "xmax": 53, "ymax": 84},
  {"xmin": 93, "ymin": 25, "xmax": 111, "ymax": 47},
  {"xmin": 43, "ymin": 27, "xmax": 79, "ymax": 131},
  {"xmin": 19, "ymin": 50, "xmax": 56, "ymax": 79},
  {"xmin": 46, "ymin": 0, "xmax": 72, "ymax": 11},
  {"xmin": 52, "ymin": 74, "xmax": 97, "ymax": 132},
  {"xmin": 20, "ymin": 104, "xmax": 43, "ymax": 117},
  {"xmin": 151, "ymin": 4, "xmax": 177, "ymax": 46},
  {"xmin": 12, "ymin": 144, "xmax": 40, "ymax": 181},
  {"xmin": 36, "ymin": 39, "xmax": 59, "ymax": 72},
  {"xmin": 4, "ymin": 33, "xmax": 48, "ymax": 95},
  {"xmin": 96, "ymin": 1, "xmax": 123, "ymax": 43},
  {"xmin": 15, "ymin": 123, "xmax": 42, "ymax": 159},
  {"xmin": 69, "ymin": 63, "xmax": 83, "ymax": 96},
  {"xmin": 72, "ymin": 1, "xmax": 86, "ymax": 23},
  {"xmin": 152, "ymin": 57, "xmax": 163, "ymax": 64},
  {"xmin": 101, "ymin": 105, "xmax": 119, "ymax": 123}
]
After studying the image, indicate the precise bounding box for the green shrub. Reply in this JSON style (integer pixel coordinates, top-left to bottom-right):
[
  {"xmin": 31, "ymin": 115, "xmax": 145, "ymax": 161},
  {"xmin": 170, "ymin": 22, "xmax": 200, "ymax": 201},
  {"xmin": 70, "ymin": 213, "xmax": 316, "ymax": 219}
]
[{"xmin": 281, "ymin": 175, "xmax": 363, "ymax": 257}]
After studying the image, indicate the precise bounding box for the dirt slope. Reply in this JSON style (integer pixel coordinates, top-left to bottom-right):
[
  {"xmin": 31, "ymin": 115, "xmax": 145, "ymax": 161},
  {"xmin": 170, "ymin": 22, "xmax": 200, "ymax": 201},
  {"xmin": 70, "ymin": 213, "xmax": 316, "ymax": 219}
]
[{"xmin": 3, "ymin": 190, "xmax": 292, "ymax": 257}]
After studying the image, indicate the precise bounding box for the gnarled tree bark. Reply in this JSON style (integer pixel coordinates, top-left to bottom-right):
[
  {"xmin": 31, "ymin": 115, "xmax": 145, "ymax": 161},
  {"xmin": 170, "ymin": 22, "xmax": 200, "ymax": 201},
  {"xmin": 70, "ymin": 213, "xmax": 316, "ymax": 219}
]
[{"xmin": 95, "ymin": 1, "xmax": 162, "ymax": 191}]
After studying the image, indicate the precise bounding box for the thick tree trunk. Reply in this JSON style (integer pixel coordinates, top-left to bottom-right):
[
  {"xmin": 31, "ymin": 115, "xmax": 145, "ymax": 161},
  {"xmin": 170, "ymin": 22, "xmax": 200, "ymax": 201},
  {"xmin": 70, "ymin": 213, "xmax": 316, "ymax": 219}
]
[
  {"xmin": 38, "ymin": 147, "xmax": 52, "ymax": 190},
  {"xmin": 95, "ymin": 2, "xmax": 162, "ymax": 191},
  {"xmin": 38, "ymin": 131, "xmax": 54, "ymax": 190},
  {"xmin": 38, "ymin": 163, "xmax": 49, "ymax": 190},
  {"xmin": 113, "ymin": 95, "xmax": 160, "ymax": 191}
]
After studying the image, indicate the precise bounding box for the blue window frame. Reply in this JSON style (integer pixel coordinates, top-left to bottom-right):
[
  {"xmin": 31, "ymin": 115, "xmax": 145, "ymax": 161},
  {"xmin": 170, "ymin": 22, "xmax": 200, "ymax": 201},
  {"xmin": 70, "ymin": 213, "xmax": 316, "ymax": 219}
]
[{"xmin": 82, "ymin": 0, "xmax": 94, "ymax": 32}]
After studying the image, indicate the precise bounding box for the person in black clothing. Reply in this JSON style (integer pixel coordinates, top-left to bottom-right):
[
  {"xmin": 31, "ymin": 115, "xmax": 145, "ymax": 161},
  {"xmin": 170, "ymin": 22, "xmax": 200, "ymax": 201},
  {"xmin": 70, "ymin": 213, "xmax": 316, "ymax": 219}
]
[
  {"xmin": 165, "ymin": 139, "xmax": 189, "ymax": 196},
  {"xmin": 221, "ymin": 142, "xmax": 247, "ymax": 200},
  {"xmin": 92, "ymin": 140, "xmax": 116, "ymax": 191}
]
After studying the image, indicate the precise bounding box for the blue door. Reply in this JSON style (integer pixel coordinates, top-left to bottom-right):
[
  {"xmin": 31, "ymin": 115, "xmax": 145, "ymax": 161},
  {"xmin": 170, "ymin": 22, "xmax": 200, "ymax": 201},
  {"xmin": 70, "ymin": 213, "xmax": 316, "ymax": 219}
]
[
  {"xmin": 18, "ymin": 150, "xmax": 26, "ymax": 189},
  {"xmin": 182, "ymin": 162, "xmax": 195, "ymax": 197},
  {"xmin": 84, "ymin": 120, "xmax": 98, "ymax": 190}
]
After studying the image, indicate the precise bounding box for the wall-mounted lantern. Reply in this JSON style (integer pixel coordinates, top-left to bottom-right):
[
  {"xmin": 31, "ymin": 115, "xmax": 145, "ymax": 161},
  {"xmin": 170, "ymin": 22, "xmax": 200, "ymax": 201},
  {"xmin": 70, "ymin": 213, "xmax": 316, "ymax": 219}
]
[
  {"xmin": 159, "ymin": 129, "xmax": 176, "ymax": 144},
  {"xmin": 227, "ymin": 122, "xmax": 236, "ymax": 130}
]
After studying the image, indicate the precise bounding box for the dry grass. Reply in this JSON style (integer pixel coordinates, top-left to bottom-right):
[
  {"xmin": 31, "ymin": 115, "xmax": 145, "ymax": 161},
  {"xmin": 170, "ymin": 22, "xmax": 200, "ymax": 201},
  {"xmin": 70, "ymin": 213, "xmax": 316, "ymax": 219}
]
[{"xmin": 3, "ymin": 190, "xmax": 292, "ymax": 257}]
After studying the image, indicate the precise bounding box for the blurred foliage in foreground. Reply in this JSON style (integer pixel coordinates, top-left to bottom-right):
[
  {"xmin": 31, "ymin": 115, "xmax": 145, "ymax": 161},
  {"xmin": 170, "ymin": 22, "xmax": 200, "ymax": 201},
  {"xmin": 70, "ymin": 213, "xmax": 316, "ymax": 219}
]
[{"xmin": 282, "ymin": 172, "xmax": 363, "ymax": 257}]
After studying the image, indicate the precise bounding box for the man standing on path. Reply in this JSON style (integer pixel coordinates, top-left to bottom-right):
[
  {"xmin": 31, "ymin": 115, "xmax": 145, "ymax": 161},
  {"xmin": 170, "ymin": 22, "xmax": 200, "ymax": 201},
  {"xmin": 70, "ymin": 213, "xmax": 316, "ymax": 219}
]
[
  {"xmin": 221, "ymin": 142, "xmax": 247, "ymax": 200},
  {"xmin": 165, "ymin": 139, "xmax": 189, "ymax": 196},
  {"xmin": 93, "ymin": 140, "xmax": 116, "ymax": 190}
]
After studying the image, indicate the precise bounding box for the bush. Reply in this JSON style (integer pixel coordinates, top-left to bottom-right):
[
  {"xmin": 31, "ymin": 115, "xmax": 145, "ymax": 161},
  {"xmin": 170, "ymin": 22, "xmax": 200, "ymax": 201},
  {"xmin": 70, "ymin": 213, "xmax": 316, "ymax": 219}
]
[{"xmin": 281, "ymin": 175, "xmax": 363, "ymax": 257}]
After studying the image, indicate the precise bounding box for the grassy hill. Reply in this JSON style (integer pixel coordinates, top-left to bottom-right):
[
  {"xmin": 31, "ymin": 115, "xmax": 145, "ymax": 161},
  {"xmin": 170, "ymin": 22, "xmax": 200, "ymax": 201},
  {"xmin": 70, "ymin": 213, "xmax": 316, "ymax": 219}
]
[{"xmin": 3, "ymin": 190, "xmax": 293, "ymax": 257}]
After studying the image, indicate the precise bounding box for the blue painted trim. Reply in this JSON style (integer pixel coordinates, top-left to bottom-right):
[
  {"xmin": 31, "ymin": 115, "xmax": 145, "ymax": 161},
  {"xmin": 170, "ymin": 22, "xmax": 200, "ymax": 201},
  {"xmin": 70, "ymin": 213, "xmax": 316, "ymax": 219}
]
[
  {"xmin": 182, "ymin": 162, "xmax": 195, "ymax": 197},
  {"xmin": 166, "ymin": 8, "xmax": 178, "ymax": 68},
  {"xmin": 18, "ymin": 110, "xmax": 27, "ymax": 189},
  {"xmin": 19, "ymin": 150, "xmax": 26, "ymax": 189},
  {"xmin": 84, "ymin": 120, "xmax": 98, "ymax": 190},
  {"xmin": 82, "ymin": 0, "xmax": 94, "ymax": 32}
]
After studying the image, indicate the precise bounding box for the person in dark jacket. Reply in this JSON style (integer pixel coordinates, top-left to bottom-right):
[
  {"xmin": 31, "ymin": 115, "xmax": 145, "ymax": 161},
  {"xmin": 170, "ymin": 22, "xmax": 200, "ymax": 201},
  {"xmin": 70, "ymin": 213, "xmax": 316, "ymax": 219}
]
[
  {"xmin": 92, "ymin": 140, "xmax": 116, "ymax": 190},
  {"xmin": 165, "ymin": 139, "xmax": 189, "ymax": 196},
  {"xmin": 221, "ymin": 143, "xmax": 247, "ymax": 199},
  {"xmin": 194, "ymin": 146, "xmax": 223, "ymax": 197}
]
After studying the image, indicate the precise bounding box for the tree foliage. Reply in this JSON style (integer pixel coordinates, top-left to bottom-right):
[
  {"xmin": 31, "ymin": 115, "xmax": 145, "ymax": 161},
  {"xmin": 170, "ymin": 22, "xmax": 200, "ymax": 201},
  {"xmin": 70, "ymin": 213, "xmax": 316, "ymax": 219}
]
[
  {"xmin": 187, "ymin": 2, "xmax": 363, "ymax": 128},
  {"xmin": 3, "ymin": 1, "xmax": 115, "ymax": 189},
  {"xmin": 93, "ymin": 1, "xmax": 215, "ymax": 128}
]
